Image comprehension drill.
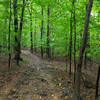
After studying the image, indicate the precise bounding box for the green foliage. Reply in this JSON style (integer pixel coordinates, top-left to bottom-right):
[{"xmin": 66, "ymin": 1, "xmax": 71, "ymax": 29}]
[{"xmin": 0, "ymin": 0, "xmax": 100, "ymax": 60}]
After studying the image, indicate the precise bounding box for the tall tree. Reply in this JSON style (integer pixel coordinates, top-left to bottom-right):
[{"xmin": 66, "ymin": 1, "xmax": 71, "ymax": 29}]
[
  {"xmin": 73, "ymin": 0, "xmax": 76, "ymax": 82},
  {"xmin": 73, "ymin": 0, "xmax": 93, "ymax": 100},
  {"xmin": 34, "ymin": 18, "xmax": 37, "ymax": 53},
  {"xmin": 69, "ymin": 12, "xmax": 73, "ymax": 75},
  {"xmin": 8, "ymin": 0, "xmax": 12, "ymax": 68},
  {"xmin": 29, "ymin": 2, "xmax": 33, "ymax": 53},
  {"xmin": 84, "ymin": 5, "xmax": 90, "ymax": 69},
  {"xmin": 13, "ymin": 0, "xmax": 19, "ymax": 64},
  {"xmin": 41, "ymin": 7, "xmax": 44, "ymax": 58},
  {"xmin": 17, "ymin": 0, "xmax": 26, "ymax": 64},
  {"xmin": 69, "ymin": 0, "xmax": 73, "ymax": 75},
  {"xmin": 95, "ymin": 65, "xmax": 100, "ymax": 98},
  {"xmin": 3, "ymin": 1, "xmax": 8, "ymax": 48},
  {"xmin": 47, "ymin": 6, "xmax": 50, "ymax": 58}
]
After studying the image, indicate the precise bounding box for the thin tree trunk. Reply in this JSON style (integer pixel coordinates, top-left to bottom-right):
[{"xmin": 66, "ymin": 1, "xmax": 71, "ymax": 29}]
[
  {"xmin": 73, "ymin": 0, "xmax": 76, "ymax": 83},
  {"xmin": 73, "ymin": 0, "xmax": 93, "ymax": 100},
  {"xmin": 95, "ymin": 66, "xmax": 100, "ymax": 98},
  {"xmin": 13, "ymin": 0, "xmax": 19, "ymax": 64},
  {"xmin": 84, "ymin": 6, "xmax": 90, "ymax": 69},
  {"xmin": 30, "ymin": 2, "xmax": 33, "ymax": 53},
  {"xmin": 17, "ymin": 0, "xmax": 26, "ymax": 64},
  {"xmin": 84, "ymin": 51, "xmax": 87, "ymax": 68},
  {"xmin": 3, "ymin": 18, "xmax": 7, "ymax": 47},
  {"xmin": 8, "ymin": 0, "xmax": 12, "ymax": 69},
  {"xmin": 34, "ymin": 19, "xmax": 37, "ymax": 53},
  {"xmin": 47, "ymin": 6, "xmax": 50, "ymax": 58},
  {"xmin": 69, "ymin": 11, "xmax": 73, "ymax": 75},
  {"xmin": 41, "ymin": 7, "xmax": 44, "ymax": 58},
  {"xmin": 3, "ymin": 1, "xmax": 8, "ymax": 47}
]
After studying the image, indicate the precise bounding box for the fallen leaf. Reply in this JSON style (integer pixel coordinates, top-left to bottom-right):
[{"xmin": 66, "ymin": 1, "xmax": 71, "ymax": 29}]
[
  {"xmin": 54, "ymin": 96, "xmax": 57, "ymax": 99},
  {"xmin": 59, "ymin": 83, "xmax": 61, "ymax": 86},
  {"xmin": 86, "ymin": 96, "xmax": 90, "ymax": 100},
  {"xmin": 65, "ymin": 96, "xmax": 68, "ymax": 100}
]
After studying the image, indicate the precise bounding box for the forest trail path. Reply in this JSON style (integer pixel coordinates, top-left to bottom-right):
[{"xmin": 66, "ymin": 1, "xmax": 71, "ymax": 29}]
[{"xmin": 0, "ymin": 50, "xmax": 71, "ymax": 100}]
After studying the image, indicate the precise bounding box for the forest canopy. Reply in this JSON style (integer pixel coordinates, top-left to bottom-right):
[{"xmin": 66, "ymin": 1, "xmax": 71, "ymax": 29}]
[
  {"xmin": 0, "ymin": 0, "xmax": 99, "ymax": 58},
  {"xmin": 0, "ymin": 0, "xmax": 100, "ymax": 100}
]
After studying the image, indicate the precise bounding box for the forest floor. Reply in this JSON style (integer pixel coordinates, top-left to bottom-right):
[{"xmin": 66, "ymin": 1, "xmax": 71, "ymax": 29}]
[{"xmin": 0, "ymin": 50, "xmax": 100, "ymax": 100}]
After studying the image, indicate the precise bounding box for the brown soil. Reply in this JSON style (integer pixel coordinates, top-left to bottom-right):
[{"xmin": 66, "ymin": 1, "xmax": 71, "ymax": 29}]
[{"xmin": 0, "ymin": 50, "xmax": 100, "ymax": 100}]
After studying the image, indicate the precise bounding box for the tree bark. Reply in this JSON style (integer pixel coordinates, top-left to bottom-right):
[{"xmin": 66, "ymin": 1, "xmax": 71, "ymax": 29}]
[
  {"xmin": 73, "ymin": 0, "xmax": 93, "ymax": 100},
  {"xmin": 41, "ymin": 7, "xmax": 44, "ymax": 58},
  {"xmin": 3, "ymin": 18, "xmax": 7, "ymax": 47},
  {"xmin": 34, "ymin": 18, "xmax": 37, "ymax": 53},
  {"xmin": 95, "ymin": 66, "xmax": 100, "ymax": 98},
  {"xmin": 8, "ymin": 0, "xmax": 12, "ymax": 69},
  {"xmin": 73, "ymin": 0, "xmax": 76, "ymax": 83},
  {"xmin": 69, "ymin": 12, "xmax": 73, "ymax": 75},
  {"xmin": 47, "ymin": 6, "xmax": 50, "ymax": 58},
  {"xmin": 17, "ymin": 0, "xmax": 26, "ymax": 64},
  {"xmin": 13, "ymin": 0, "xmax": 19, "ymax": 64},
  {"xmin": 84, "ymin": 6, "xmax": 91, "ymax": 69},
  {"xmin": 30, "ymin": 2, "xmax": 33, "ymax": 53}
]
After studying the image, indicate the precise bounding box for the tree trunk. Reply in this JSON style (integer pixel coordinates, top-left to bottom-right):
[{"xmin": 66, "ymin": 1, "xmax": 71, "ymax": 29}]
[
  {"xmin": 73, "ymin": 0, "xmax": 93, "ymax": 100},
  {"xmin": 74, "ymin": 0, "xmax": 76, "ymax": 83},
  {"xmin": 84, "ymin": 6, "xmax": 91, "ymax": 69},
  {"xmin": 41, "ymin": 7, "xmax": 44, "ymax": 58},
  {"xmin": 34, "ymin": 19, "xmax": 37, "ymax": 53},
  {"xmin": 8, "ymin": 0, "xmax": 12, "ymax": 69},
  {"xmin": 73, "ymin": 0, "xmax": 76, "ymax": 83},
  {"xmin": 69, "ymin": 2, "xmax": 74, "ymax": 75},
  {"xmin": 17, "ymin": 0, "xmax": 26, "ymax": 64},
  {"xmin": 47, "ymin": 6, "xmax": 50, "ymax": 58},
  {"xmin": 69, "ymin": 8, "xmax": 73, "ymax": 75},
  {"xmin": 30, "ymin": 2, "xmax": 33, "ymax": 53},
  {"xmin": 3, "ymin": 18, "xmax": 7, "ymax": 47},
  {"xmin": 95, "ymin": 65, "xmax": 100, "ymax": 98},
  {"xmin": 84, "ymin": 51, "xmax": 87, "ymax": 68},
  {"xmin": 13, "ymin": 0, "xmax": 19, "ymax": 64}
]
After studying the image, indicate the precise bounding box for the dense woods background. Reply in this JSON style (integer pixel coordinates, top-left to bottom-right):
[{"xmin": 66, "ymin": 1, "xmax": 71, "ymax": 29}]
[{"xmin": 0, "ymin": 0, "xmax": 100, "ymax": 100}]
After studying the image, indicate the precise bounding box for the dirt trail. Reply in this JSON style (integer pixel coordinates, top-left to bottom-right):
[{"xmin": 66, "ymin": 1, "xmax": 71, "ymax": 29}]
[
  {"xmin": 0, "ymin": 50, "xmax": 71, "ymax": 100},
  {"xmin": 0, "ymin": 50, "xmax": 99, "ymax": 100}
]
